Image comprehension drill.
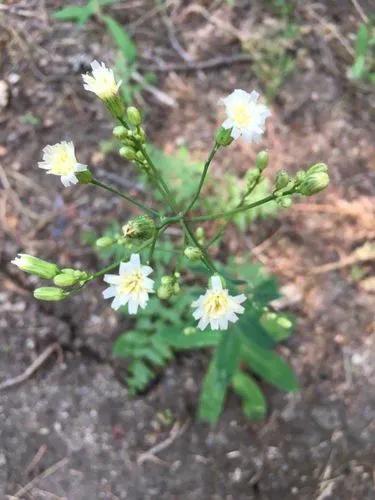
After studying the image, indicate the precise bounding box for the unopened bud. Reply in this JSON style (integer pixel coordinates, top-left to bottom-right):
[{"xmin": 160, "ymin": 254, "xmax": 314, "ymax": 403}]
[
  {"xmin": 275, "ymin": 170, "xmax": 289, "ymax": 190},
  {"xmin": 76, "ymin": 169, "xmax": 93, "ymax": 184},
  {"xmin": 122, "ymin": 215, "xmax": 156, "ymax": 241},
  {"xmin": 246, "ymin": 168, "xmax": 261, "ymax": 188},
  {"xmin": 306, "ymin": 163, "xmax": 328, "ymax": 176},
  {"xmin": 53, "ymin": 273, "xmax": 79, "ymax": 287},
  {"xmin": 195, "ymin": 227, "xmax": 204, "ymax": 240},
  {"xmin": 119, "ymin": 146, "xmax": 136, "ymax": 161},
  {"xmin": 11, "ymin": 254, "xmax": 59, "ymax": 279},
  {"xmin": 33, "ymin": 287, "xmax": 67, "ymax": 301},
  {"xmin": 183, "ymin": 326, "xmax": 197, "ymax": 336},
  {"xmin": 277, "ymin": 196, "xmax": 292, "ymax": 208},
  {"xmin": 127, "ymin": 106, "xmax": 142, "ymax": 126},
  {"xmin": 161, "ymin": 275, "xmax": 174, "ymax": 286},
  {"xmin": 215, "ymin": 127, "xmax": 234, "ymax": 147},
  {"xmin": 157, "ymin": 284, "xmax": 173, "ymax": 300},
  {"xmin": 113, "ymin": 125, "xmax": 128, "ymax": 139},
  {"xmin": 295, "ymin": 170, "xmax": 306, "ymax": 183},
  {"xmin": 184, "ymin": 246, "xmax": 202, "ymax": 261},
  {"xmin": 298, "ymin": 172, "xmax": 330, "ymax": 196},
  {"xmin": 96, "ymin": 236, "xmax": 114, "ymax": 248},
  {"xmin": 255, "ymin": 150, "xmax": 269, "ymax": 171}
]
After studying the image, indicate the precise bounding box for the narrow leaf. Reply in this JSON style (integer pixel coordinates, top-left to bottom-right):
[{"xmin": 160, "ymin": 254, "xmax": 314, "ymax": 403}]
[
  {"xmin": 158, "ymin": 327, "xmax": 222, "ymax": 350},
  {"xmin": 198, "ymin": 331, "xmax": 241, "ymax": 423},
  {"xmin": 240, "ymin": 333, "xmax": 299, "ymax": 392},
  {"xmin": 232, "ymin": 371, "xmax": 267, "ymax": 420},
  {"xmin": 103, "ymin": 15, "xmax": 137, "ymax": 63},
  {"xmin": 53, "ymin": 5, "xmax": 94, "ymax": 24}
]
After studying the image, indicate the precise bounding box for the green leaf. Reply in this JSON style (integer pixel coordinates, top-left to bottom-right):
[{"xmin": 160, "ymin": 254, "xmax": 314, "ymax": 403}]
[
  {"xmin": 127, "ymin": 360, "xmax": 154, "ymax": 393},
  {"xmin": 157, "ymin": 327, "xmax": 222, "ymax": 350},
  {"xmin": 112, "ymin": 331, "xmax": 149, "ymax": 357},
  {"xmin": 198, "ymin": 331, "xmax": 241, "ymax": 423},
  {"xmin": 53, "ymin": 5, "xmax": 94, "ymax": 24},
  {"xmin": 355, "ymin": 24, "xmax": 369, "ymax": 58},
  {"xmin": 259, "ymin": 311, "xmax": 294, "ymax": 342},
  {"xmin": 103, "ymin": 15, "xmax": 137, "ymax": 63},
  {"xmin": 237, "ymin": 312, "xmax": 276, "ymax": 349},
  {"xmin": 240, "ymin": 333, "xmax": 299, "ymax": 392},
  {"xmin": 232, "ymin": 371, "xmax": 267, "ymax": 420}
]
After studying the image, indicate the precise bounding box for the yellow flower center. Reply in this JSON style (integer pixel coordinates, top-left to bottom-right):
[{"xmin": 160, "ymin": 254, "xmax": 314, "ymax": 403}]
[
  {"xmin": 50, "ymin": 148, "xmax": 75, "ymax": 176},
  {"xmin": 232, "ymin": 103, "xmax": 252, "ymax": 127},
  {"xmin": 119, "ymin": 271, "xmax": 144, "ymax": 295},
  {"xmin": 203, "ymin": 291, "xmax": 229, "ymax": 317}
]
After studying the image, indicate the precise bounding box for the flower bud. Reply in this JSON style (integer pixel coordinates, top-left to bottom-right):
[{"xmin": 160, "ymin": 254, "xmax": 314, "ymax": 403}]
[
  {"xmin": 275, "ymin": 170, "xmax": 289, "ymax": 190},
  {"xmin": 173, "ymin": 282, "xmax": 181, "ymax": 294},
  {"xmin": 53, "ymin": 273, "xmax": 79, "ymax": 287},
  {"xmin": 122, "ymin": 215, "xmax": 156, "ymax": 241},
  {"xmin": 161, "ymin": 275, "xmax": 174, "ymax": 286},
  {"xmin": 184, "ymin": 246, "xmax": 202, "ymax": 261},
  {"xmin": 306, "ymin": 163, "xmax": 328, "ymax": 176},
  {"xmin": 183, "ymin": 326, "xmax": 197, "ymax": 336},
  {"xmin": 76, "ymin": 169, "xmax": 93, "ymax": 184},
  {"xmin": 157, "ymin": 284, "xmax": 173, "ymax": 300},
  {"xmin": 298, "ymin": 172, "xmax": 330, "ymax": 196},
  {"xmin": 127, "ymin": 106, "xmax": 142, "ymax": 126},
  {"xmin": 113, "ymin": 125, "xmax": 128, "ymax": 139},
  {"xmin": 295, "ymin": 170, "xmax": 306, "ymax": 183},
  {"xmin": 11, "ymin": 254, "xmax": 59, "ymax": 279},
  {"xmin": 96, "ymin": 236, "xmax": 114, "ymax": 248},
  {"xmin": 33, "ymin": 287, "xmax": 67, "ymax": 301},
  {"xmin": 276, "ymin": 196, "xmax": 292, "ymax": 208},
  {"xmin": 255, "ymin": 150, "xmax": 269, "ymax": 171},
  {"xmin": 195, "ymin": 227, "xmax": 204, "ymax": 240},
  {"xmin": 246, "ymin": 168, "xmax": 261, "ymax": 188},
  {"xmin": 119, "ymin": 146, "xmax": 136, "ymax": 161},
  {"xmin": 215, "ymin": 127, "xmax": 234, "ymax": 147}
]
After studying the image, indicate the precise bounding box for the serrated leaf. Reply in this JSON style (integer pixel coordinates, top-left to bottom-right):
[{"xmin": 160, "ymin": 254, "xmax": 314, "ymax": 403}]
[
  {"xmin": 240, "ymin": 333, "xmax": 299, "ymax": 392},
  {"xmin": 53, "ymin": 5, "xmax": 94, "ymax": 24},
  {"xmin": 232, "ymin": 371, "xmax": 267, "ymax": 420},
  {"xmin": 112, "ymin": 331, "xmax": 149, "ymax": 357},
  {"xmin": 198, "ymin": 331, "xmax": 241, "ymax": 423},
  {"xmin": 127, "ymin": 360, "xmax": 154, "ymax": 393},
  {"xmin": 103, "ymin": 15, "xmax": 137, "ymax": 63}
]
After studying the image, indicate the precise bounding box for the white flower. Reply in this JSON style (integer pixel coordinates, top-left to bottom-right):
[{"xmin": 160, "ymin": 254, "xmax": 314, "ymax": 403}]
[
  {"xmin": 82, "ymin": 60, "xmax": 121, "ymax": 100},
  {"xmin": 192, "ymin": 275, "xmax": 246, "ymax": 331},
  {"xmin": 221, "ymin": 89, "xmax": 271, "ymax": 143},
  {"xmin": 102, "ymin": 253, "xmax": 154, "ymax": 314},
  {"xmin": 38, "ymin": 141, "xmax": 87, "ymax": 187}
]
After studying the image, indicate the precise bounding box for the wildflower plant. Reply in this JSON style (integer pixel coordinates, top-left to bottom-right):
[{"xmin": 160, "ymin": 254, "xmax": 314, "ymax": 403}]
[{"xmin": 12, "ymin": 62, "xmax": 330, "ymax": 422}]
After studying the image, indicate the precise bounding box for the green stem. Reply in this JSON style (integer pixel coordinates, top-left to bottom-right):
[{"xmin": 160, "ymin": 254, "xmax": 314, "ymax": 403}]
[
  {"xmin": 181, "ymin": 220, "xmax": 217, "ymax": 273},
  {"xmin": 91, "ymin": 178, "xmax": 158, "ymax": 216},
  {"xmin": 184, "ymin": 142, "xmax": 219, "ymax": 214},
  {"xmin": 188, "ymin": 192, "xmax": 292, "ymax": 223}
]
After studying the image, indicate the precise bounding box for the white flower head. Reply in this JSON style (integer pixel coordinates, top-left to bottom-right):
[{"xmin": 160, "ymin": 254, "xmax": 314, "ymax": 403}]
[
  {"xmin": 221, "ymin": 89, "xmax": 271, "ymax": 143},
  {"xmin": 82, "ymin": 60, "xmax": 121, "ymax": 100},
  {"xmin": 192, "ymin": 275, "xmax": 246, "ymax": 331},
  {"xmin": 38, "ymin": 141, "xmax": 87, "ymax": 187},
  {"xmin": 102, "ymin": 253, "xmax": 154, "ymax": 314}
]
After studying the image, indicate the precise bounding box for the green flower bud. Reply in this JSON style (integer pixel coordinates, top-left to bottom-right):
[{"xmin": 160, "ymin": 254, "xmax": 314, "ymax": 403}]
[
  {"xmin": 53, "ymin": 273, "xmax": 79, "ymax": 287},
  {"xmin": 275, "ymin": 170, "xmax": 289, "ymax": 190},
  {"xmin": 33, "ymin": 287, "xmax": 67, "ymax": 301},
  {"xmin": 122, "ymin": 215, "xmax": 156, "ymax": 241},
  {"xmin": 11, "ymin": 254, "xmax": 59, "ymax": 279},
  {"xmin": 76, "ymin": 169, "xmax": 93, "ymax": 184},
  {"xmin": 195, "ymin": 227, "xmax": 204, "ymax": 240},
  {"xmin": 157, "ymin": 284, "xmax": 173, "ymax": 300},
  {"xmin": 61, "ymin": 268, "xmax": 76, "ymax": 275},
  {"xmin": 127, "ymin": 106, "xmax": 142, "ymax": 126},
  {"xmin": 113, "ymin": 125, "xmax": 128, "ymax": 139},
  {"xmin": 246, "ymin": 168, "xmax": 261, "ymax": 188},
  {"xmin": 173, "ymin": 282, "xmax": 181, "ymax": 294},
  {"xmin": 135, "ymin": 151, "xmax": 144, "ymax": 162},
  {"xmin": 255, "ymin": 150, "xmax": 269, "ymax": 171},
  {"xmin": 184, "ymin": 246, "xmax": 202, "ymax": 261},
  {"xmin": 298, "ymin": 172, "xmax": 330, "ymax": 196},
  {"xmin": 96, "ymin": 236, "xmax": 114, "ymax": 248},
  {"xmin": 161, "ymin": 275, "xmax": 174, "ymax": 286},
  {"xmin": 119, "ymin": 146, "xmax": 136, "ymax": 161},
  {"xmin": 122, "ymin": 137, "xmax": 136, "ymax": 147},
  {"xmin": 295, "ymin": 170, "xmax": 306, "ymax": 183},
  {"xmin": 306, "ymin": 163, "xmax": 328, "ymax": 176},
  {"xmin": 183, "ymin": 326, "xmax": 197, "ymax": 336},
  {"xmin": 105, "ymin": 96, "xmax": 124, "ymax": 119},
  {"xmin": 215, "ymin": 127, "xmax": 234, "ymax": 147},
  {"xmin": 276, "ymin": 196, "xmax": 292, "ymax": 208}
]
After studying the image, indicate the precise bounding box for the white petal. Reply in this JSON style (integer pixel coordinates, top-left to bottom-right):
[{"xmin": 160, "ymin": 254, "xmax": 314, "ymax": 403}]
[
  {"xmin": 193, "ymin": 308, "xmax": 203, "ymax": 319},
  {"xmin": 230, "ymin": 127, "xmax": 241, "ymax": 140},
  {"xmin": 210, "ymin": 319, "xmax": 219, "ymax": 330},
  {"xmin": 210, "ymin": 275, "xmax": 223, "ymax": 290},
  {"xmin": 142, "ymin": 265, "xmax": 153, "ymax": 276},
  {"xmin": 103, "ymin": 274, "xmax": 120, "ymax": 285},
  {"xmin": 102, "ymin": 286, "xmax": 117, "ymax": 299},
  {"xmin": 222, "ymin": 118, "xmax": 234, "ymax": 130},
  {"xmin": 129, "ymin": 253, "xmax": 141, "ymax": 269},
  {"xmin": 198, "ymin": 317, "xmax": 210, "ymax": 331},
  {"xmin": 75, "ymin": 164, "xmax": 88, "ymax": 172},
  {"xmin": 234, "ymin": 294, "xmax": 246, "ymax": 304},
  {"xmin": 128, "ymin": 297, "xmax": 139, "ymax": 315}
]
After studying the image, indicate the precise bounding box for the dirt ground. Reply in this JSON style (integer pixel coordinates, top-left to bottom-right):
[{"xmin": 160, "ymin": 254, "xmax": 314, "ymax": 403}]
[{"xmin": 0, "ymin": 1, "xmax": 374, "ymax": 499}]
